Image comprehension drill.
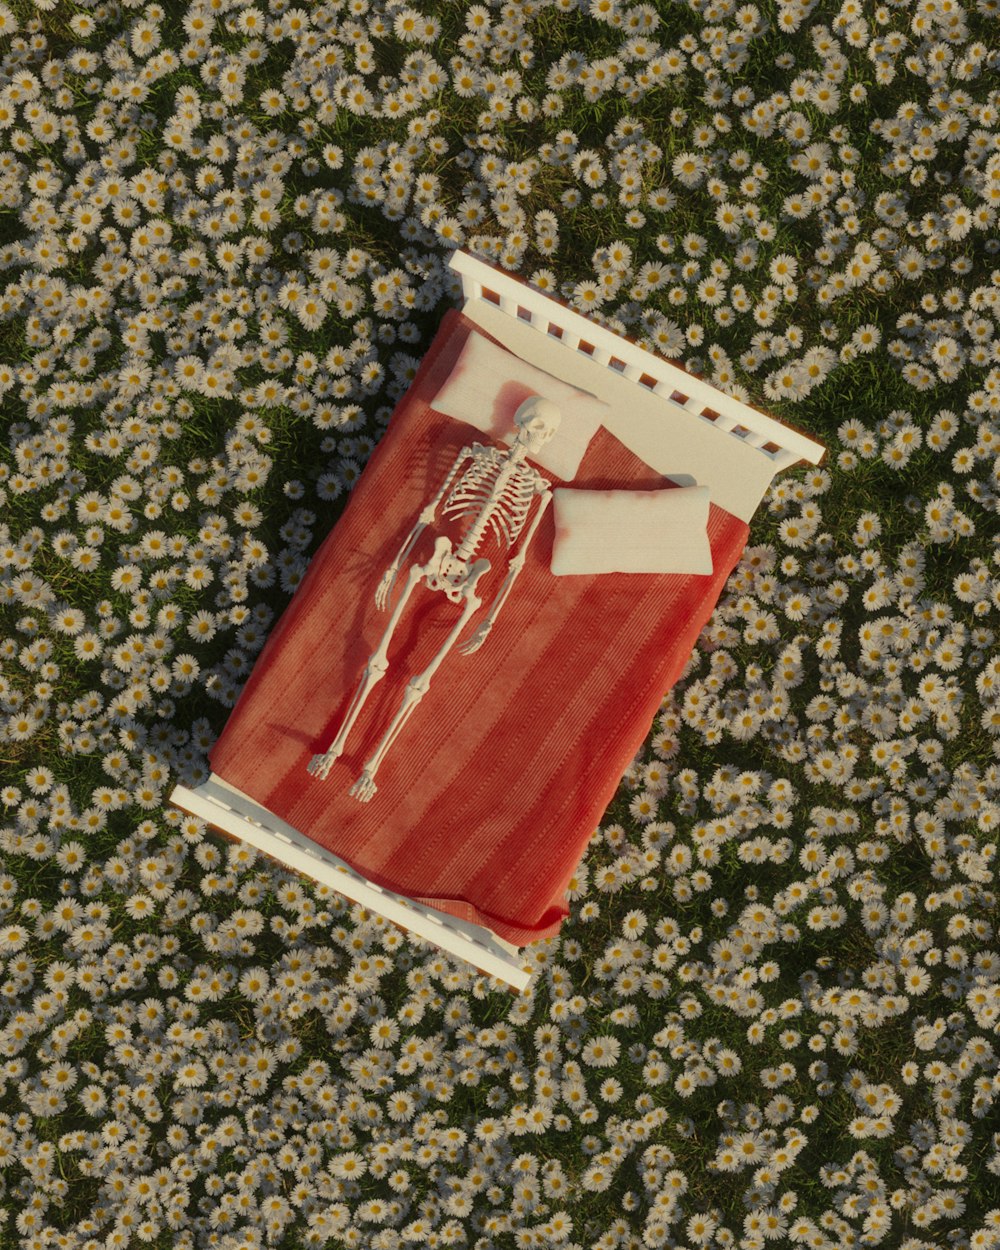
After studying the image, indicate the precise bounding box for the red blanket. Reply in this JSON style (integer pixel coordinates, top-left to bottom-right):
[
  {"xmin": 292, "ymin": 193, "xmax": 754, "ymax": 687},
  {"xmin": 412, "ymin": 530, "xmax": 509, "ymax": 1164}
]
[{"xmin": 209, "ymin": 309, "xmax": 749, "ymax": 944}]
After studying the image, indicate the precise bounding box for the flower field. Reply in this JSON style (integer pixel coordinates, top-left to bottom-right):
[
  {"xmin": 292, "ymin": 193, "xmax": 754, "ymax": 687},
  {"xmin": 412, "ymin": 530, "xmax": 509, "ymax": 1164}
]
[{"xmin": 0, "ymin": 0, "xmax": 998, "ymax": 1246}]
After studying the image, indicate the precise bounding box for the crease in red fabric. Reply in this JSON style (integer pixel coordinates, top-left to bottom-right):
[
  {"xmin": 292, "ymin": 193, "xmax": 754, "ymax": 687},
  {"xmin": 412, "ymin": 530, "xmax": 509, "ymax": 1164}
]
[{"xmin": 209, "ymin": 308, "xmax": 750, "ymax": 944}]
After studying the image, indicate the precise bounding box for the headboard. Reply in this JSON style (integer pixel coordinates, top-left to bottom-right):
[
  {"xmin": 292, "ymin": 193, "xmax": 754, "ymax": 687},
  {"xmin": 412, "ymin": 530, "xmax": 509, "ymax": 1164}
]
[{"xmin": 447, "ymin": 249, "xmax": 825, "ymax": 523}]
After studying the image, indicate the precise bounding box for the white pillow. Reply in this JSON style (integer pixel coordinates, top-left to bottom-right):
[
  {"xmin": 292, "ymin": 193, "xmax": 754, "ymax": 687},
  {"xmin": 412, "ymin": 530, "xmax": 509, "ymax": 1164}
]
[
  {"xmin": 550, "ymin": 485, "xmax": 714, "ymax": 576},
  {"xmin": 429, "ymin": 330, "xmax": 608, "ymax": 480}
]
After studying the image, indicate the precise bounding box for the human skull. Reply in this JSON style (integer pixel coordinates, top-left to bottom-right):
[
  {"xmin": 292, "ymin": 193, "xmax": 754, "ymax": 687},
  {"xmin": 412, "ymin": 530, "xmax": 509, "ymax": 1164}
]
[{"xmin": 513, "ymin": 395, "xmax": 561, "ymax": 453}]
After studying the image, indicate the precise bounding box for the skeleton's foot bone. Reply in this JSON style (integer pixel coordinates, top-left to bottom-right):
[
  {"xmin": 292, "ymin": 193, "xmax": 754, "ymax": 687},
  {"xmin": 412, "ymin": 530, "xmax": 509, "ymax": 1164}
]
[
  {"xmin": 307, "ymin": 751, "xmax": 340, "ymax": 780},
  {"xmin": 350, "ymin": 771, "xmax": 377, "ymax": 802}
]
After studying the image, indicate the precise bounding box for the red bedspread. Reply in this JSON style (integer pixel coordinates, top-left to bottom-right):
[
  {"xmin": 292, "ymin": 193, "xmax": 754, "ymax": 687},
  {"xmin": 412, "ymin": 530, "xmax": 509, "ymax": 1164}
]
[{"xmin": 209, "ymin": 309, "xmax": 749, "ymax": 944}]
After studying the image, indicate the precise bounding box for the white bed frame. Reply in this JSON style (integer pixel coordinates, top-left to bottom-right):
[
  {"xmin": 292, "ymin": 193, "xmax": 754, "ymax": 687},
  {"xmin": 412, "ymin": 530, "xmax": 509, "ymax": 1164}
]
[{"xmin": 169, "ymin": 249, "xmax": 825, "ymax": 993}]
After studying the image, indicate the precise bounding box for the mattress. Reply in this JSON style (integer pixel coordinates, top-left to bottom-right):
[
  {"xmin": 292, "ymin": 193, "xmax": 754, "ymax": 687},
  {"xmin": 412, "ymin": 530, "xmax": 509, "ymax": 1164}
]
[{"xmin": 207, "ymin": 307, "xmax": 750, "ymax": 944}]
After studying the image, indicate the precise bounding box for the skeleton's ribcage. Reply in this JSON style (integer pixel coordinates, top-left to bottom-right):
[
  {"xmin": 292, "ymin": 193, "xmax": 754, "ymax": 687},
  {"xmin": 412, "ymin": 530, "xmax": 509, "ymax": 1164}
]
[{"xmin": 440, "ymin": 450, "xmax": 537, "ymax": 549}]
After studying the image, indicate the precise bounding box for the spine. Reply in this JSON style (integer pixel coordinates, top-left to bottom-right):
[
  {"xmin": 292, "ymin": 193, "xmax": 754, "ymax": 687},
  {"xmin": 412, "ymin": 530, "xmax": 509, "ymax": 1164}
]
[{"xmin": 454, "ymin": 448, "xmax": 524, "ymax": 561}]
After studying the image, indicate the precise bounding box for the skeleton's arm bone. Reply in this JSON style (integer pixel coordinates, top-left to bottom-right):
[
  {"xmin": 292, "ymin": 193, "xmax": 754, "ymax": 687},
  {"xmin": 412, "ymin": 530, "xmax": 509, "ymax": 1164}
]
[
  {"xmin": 375, "ymin": 447, "xmax": 474, "ymax": 610},
  {"xmin": 459, "ymin": 489, "xmax": 552, "ymax": 655}
]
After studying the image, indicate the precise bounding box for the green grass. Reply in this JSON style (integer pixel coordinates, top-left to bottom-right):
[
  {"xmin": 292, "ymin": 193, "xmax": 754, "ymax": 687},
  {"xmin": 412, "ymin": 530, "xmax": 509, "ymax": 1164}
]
[{"xmin": 1, "ymin": 0, "xmax": 999, "ymax": 1244}]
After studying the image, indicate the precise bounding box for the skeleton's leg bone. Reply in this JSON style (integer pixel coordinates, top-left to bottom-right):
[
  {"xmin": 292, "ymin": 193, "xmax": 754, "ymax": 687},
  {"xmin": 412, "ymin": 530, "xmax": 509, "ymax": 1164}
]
[
  {"xmin": 307, "ymin": 561, "xmax": 425, "ymax": 781},
  {"xmin": 350, "ymin": 576, "xmax": 486, "ymax": 802}
]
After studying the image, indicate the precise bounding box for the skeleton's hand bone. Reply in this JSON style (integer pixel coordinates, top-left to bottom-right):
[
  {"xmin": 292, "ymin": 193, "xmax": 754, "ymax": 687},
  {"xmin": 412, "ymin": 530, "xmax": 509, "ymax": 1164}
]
[
  {"xmin": 458, "ymin": 624, "xmax": 491, "ymax": 655},
  {"xmin": 374, "ymin": 567, "xmax": 398, "ymax": 611}
]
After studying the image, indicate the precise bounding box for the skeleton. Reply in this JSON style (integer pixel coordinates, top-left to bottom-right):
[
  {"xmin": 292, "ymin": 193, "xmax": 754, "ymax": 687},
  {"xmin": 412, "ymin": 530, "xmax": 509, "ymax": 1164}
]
[{"xmin": 308, "ymin": 395, "xmax": 561, "ymax": 801}]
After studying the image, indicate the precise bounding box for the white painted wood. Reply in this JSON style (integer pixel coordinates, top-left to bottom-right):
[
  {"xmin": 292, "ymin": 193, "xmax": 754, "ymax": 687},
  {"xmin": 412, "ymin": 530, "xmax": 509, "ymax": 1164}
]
[{"xmin": 168, "ymin": 777, "xmax": 532, "ymax": 992}]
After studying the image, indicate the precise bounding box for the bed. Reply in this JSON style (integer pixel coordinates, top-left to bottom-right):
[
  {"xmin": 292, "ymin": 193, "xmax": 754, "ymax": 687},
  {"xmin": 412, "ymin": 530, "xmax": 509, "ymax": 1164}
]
[{"xmin": 168, "ymin": 249, "xmax": 825, "ymax": 991}]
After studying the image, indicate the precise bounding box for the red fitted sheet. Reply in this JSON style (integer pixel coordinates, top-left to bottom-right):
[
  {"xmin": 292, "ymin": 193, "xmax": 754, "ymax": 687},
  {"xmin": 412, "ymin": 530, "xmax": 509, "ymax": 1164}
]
[{"xmin": 209, "ymin": 308, "xmax": 749, "ymax": 944}]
